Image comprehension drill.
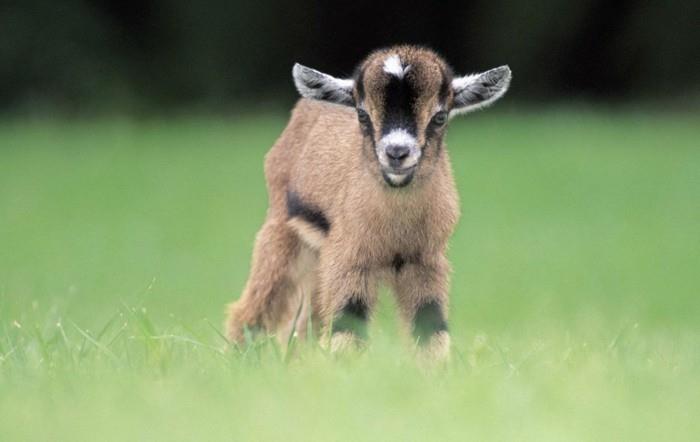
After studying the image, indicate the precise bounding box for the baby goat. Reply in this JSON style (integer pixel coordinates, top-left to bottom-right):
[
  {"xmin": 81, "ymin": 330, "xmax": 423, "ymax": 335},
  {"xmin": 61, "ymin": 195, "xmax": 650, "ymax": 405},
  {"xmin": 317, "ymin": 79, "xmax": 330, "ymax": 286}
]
[{"xmin": 226, "ymin": 45, "xmax": 511, "ymax": 359}]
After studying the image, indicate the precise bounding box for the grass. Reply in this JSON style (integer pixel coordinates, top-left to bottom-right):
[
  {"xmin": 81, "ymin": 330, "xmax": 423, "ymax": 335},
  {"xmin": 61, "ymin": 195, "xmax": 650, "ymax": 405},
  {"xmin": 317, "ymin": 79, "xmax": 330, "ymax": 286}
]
[{"xmin": 1, "ymin": 108, "xmax": 699, "ymax": 441}]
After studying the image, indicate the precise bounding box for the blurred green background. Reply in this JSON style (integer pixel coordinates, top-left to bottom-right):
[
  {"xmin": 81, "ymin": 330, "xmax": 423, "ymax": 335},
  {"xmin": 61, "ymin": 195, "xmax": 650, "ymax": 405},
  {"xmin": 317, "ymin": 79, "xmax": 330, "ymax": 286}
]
[
  {"xmin": 1, "ymin": 1, "xmax": 699, "ymax": 441},
  {"xmin": 1, "ymin": 112, "xmax": 699, "ymax": 441}
]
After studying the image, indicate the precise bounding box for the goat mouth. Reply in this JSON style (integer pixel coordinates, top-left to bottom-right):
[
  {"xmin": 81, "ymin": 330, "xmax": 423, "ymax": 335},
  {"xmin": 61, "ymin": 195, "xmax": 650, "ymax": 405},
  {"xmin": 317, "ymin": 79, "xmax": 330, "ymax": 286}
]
[{"xmin": 381, "ymin": 166, "xmax": 416, "ymax": 188}]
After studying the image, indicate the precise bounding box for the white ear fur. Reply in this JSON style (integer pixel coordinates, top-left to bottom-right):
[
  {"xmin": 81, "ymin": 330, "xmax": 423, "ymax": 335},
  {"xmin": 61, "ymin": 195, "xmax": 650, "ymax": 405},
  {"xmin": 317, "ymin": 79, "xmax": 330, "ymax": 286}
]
[
  {"xmin": 292, "ymin": 63, "xmax": 355, "ymax": 106},
  {"xmin": 450, "ymin": 65, "xmax": 511, "ymax": 117}
]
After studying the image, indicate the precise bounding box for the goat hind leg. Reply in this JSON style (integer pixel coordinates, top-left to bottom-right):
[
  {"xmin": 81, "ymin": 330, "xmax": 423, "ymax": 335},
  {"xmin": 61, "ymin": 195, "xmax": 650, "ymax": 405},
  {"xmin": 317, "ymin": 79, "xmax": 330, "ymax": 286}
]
[{"xmin": 225, "ymin": 219, "xmax": 299, "ymax": 344}]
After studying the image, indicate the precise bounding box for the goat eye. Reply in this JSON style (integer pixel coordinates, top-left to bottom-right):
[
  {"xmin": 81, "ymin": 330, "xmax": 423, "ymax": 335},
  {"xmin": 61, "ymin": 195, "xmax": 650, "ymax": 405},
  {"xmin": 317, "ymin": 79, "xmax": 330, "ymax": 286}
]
[
  {"xmin": 431, "ymin": 111, "xmax": 448, "ymax": 126},
  {"xmin": 357, "ymin": 109, "xmax": 370, "ymax": 125}
]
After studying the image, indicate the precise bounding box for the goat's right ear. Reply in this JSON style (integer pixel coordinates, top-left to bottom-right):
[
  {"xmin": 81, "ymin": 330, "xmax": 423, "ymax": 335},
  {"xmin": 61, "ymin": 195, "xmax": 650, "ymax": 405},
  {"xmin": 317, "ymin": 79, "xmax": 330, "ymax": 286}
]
[{"xmin": 292, "ymin": 63, "xmax": 355, "ymax": 106}]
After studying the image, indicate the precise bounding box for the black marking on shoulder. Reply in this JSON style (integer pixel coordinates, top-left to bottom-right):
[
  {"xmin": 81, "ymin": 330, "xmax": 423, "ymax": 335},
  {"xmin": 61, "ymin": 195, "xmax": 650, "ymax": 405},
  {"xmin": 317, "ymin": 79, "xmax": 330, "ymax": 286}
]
[
  {"xmin": 332, "ymin": 297, "xmax": 369, "ymax": 339},
  {"xmin": 287, "ymin": 190, "xmax": 330, "ymax": 233},
  {"xmin": 412, "ymin": 300, "xmax": 448, "ymax": 344}
]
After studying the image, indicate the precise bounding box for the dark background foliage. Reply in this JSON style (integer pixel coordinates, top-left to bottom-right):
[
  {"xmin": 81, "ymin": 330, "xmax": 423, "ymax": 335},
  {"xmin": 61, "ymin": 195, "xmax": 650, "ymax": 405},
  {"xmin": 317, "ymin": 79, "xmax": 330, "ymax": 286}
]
[{"xmin": 1, "ymin": 0, "xmax": 698, "ymax": 112}]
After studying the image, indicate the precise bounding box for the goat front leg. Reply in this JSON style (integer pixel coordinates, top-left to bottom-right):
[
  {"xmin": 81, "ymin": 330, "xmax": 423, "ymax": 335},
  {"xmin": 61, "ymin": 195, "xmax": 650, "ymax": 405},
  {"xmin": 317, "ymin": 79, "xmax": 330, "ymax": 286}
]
[
  {"xmin": 391, "ymin": 252, "xmax": 451, "ymax": 362},
  {"xmin": 318, "ymin": 247, "xmax": 378, "ymax": 352}
]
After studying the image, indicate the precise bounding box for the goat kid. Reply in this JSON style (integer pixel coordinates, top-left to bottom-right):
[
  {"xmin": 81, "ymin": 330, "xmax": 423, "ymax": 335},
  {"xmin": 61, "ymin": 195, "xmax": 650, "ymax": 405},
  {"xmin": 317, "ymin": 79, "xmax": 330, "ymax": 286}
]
[{"xmin": 226, "ymin": 46, "xmax": 511, "ymax": 360}]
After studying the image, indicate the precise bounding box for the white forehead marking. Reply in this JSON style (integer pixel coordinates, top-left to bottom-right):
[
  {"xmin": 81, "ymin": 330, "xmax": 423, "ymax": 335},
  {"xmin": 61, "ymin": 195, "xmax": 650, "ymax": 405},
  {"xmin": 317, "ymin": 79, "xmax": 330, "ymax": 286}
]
[
  {"xmin": 383, "ymin": 55, "xmax": 410, "ymax": 79},
  {"xmin": 379, "ymin": 129, "xmax": 417, "ymax": 147}
]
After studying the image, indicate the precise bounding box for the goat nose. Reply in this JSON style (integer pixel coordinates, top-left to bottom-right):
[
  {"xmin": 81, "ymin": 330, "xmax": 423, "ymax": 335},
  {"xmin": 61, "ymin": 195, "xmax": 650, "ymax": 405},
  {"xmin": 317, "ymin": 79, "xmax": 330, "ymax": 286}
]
[{"xmin": 386, "ymin": 144, "xmax": 410, "ymax": 161}]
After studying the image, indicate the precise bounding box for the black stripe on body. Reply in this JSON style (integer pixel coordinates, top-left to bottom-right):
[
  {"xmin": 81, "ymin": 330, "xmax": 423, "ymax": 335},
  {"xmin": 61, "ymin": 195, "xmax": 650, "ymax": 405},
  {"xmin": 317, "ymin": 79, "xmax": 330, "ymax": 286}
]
[{"xmin": 287, "ymin": 190, "xmax": 330, "ymax": 233}]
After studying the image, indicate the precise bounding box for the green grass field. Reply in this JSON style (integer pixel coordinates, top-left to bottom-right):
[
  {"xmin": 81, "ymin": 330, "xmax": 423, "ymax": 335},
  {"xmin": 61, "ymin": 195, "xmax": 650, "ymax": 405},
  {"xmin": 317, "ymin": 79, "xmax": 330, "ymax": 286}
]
[{"xmin": 1, "ymin": 109, "xmax": 699, "ymax": 441}]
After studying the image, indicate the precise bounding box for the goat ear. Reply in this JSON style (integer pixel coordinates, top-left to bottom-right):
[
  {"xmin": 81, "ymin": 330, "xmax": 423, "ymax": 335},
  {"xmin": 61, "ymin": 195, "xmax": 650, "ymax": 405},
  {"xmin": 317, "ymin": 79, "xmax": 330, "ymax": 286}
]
[
  {"xmin": 292, "ymin": 63, "xmax": 355, "ymax": 106},
  {"xmin": 450, "ymin": 66, "xmax": 511, "ymax": 117}
]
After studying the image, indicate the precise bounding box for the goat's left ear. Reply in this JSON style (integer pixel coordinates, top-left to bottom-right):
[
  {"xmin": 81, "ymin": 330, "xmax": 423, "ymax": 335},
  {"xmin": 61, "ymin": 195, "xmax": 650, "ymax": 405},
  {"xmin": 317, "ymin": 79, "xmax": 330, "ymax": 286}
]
[
  {"xmin": 292, "ymin": 63, "xmax": 355, "ymax": 106},
  {"xmin": 450, "ymin": 65, "xmax": 511, "ymax": 117}
]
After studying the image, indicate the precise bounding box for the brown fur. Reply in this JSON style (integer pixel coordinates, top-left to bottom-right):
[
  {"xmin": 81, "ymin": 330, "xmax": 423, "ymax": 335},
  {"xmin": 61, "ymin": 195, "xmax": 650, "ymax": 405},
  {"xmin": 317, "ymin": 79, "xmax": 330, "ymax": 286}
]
[{"xmin": 225, "ymin": 46, "xmax": 507, "ymax": 360}]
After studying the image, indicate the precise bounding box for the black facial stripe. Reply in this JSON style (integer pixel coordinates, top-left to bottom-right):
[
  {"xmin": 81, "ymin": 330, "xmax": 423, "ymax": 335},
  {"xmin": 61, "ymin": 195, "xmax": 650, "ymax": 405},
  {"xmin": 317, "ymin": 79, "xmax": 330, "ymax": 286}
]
[
  {"xmin": 332, "ymin": 297, "xmax": 369, "ymax": 339},
  {"xmin": 286, "ymin": 190, "xmax": 330, "ymax": 233},
  {"xmin": 382, "ymin": 75, "xmax": 418, "ymax": 136},
  {"xmin": 412, "ymin": 300, "xmax": 448, "ymax": 344}
]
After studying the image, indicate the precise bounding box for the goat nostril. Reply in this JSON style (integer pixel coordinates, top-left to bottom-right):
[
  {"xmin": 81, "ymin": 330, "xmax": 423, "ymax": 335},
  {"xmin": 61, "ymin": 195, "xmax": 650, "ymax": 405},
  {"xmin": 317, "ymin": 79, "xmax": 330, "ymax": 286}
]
[{"xmin": 386, "ymin": 145, "xmax": 410, "ymax": 161}]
